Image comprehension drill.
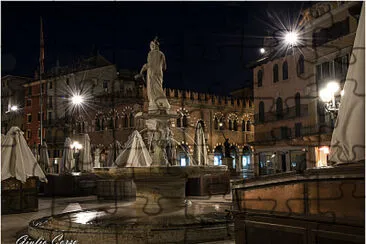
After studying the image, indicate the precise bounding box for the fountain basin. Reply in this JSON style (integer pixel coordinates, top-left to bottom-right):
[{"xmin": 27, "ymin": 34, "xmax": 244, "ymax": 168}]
[
  {"xmin": 93, "ymin": 165, "xmax": 228, "ymax": 179},
  {"xmin": 28, "ymin": 201, "xmax": 234, "ymax": 244},
  {"xmin": 93, "ymin": 166, "xmax": 228, "ymax": 216}
]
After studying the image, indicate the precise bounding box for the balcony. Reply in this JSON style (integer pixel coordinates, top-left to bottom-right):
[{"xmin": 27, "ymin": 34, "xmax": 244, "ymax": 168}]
[
  {"xmin": 254, "ymin": 104, "xmax": 308, "ymax": 124},
  {"xmin": 254, "ymin": 127, "xmax": 292, "ymax": 144}
]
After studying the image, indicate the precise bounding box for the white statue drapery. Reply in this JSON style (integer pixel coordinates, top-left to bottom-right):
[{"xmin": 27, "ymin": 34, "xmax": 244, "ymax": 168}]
[{"xmin": 140, "ymin": 38, "xmax": 171, "ymax": 112}]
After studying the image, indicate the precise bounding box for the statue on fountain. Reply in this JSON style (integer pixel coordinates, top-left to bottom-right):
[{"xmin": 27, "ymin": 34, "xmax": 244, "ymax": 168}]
[{"xmin": 139, "ymin": 37, "xmax": 171, "ymax": 114}]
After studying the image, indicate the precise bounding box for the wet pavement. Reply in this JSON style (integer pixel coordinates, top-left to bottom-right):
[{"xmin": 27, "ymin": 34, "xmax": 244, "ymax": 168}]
[{"xmin": 1, "ymin": 194, "xmax": 235, "ymax": 244}]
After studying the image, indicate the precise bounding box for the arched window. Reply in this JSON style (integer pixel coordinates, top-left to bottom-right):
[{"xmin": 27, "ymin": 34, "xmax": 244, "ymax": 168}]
[
  {"xmin": 257, "ymin": 70, "xmax": 263, "ymax": 87},
  {"xmin": 230, "ymin": 146, "xmax": 238, "ymax": 169},
  {"xmin": 109, "ymin": 118, "xmax": 114, "ymax": 129},
  {"xmin": 298, "ymin": 55, "xmax": 304, "ymax": 75},
  {"xmin": 276, "ymin": 97, "xmax": 283, "ymax": 119},
  {"xmin": 246, "ymin": 120, "xmax": 251, "ymax": 131},
  {"xmin": 242, "ymin": 120, "xmax": 246, "ymax": 131},
  {"xmin": 182, "ymin": 115, "xmax": 188, "ymax": 127},
  {"xmin": 214, "ymin": 146, "xmax": 223, "ymax": 166},
  {"xmin": 115, "ymin": 116, "xmax": 119, "ymax": 128},
  {"xmin": 178, "ymin": 144, "xmax": 190, "ymax": 166},
  {"xmin": 273, "ymin": 64, "xmax": 279, "ymax": 83},
  {"xmin": 129, "ymin": 113, "xmax": 134, "ymax": 127},
  {"xmin": 177, "ymin": 117, "xmax": 181, "ymax": 128},
  {"xmin": 233, "ymin": 120, "xmax": 238, "ymax": 131},
  {"xmin": 219, "ymin": 118, "xmax": 224, "ymax": 130},
  {"xmin": 282, "ymin": 61, "xmax": 288, "ymax": 80},
  {"xmin": 214, "ymin": 117, "xmax": 219, "ymax": 130},
  {"xmin": 295, "ymin": 93, "xmax": 301, "ymax": 117},
  {"xmin": 101, "ymin": 118, "xmax": 105, "ymax": 130},
  {"xmin": 259, "ymin": 101, "xmax": 265, "ymax": 122},
  {"xmin": 123, "ymin": 115, "xmax": 128, "ymax": 128},
  {"xmin": 96, "ymin": 118, "xmax": 101, "ymax": 131},
  {"xmin": 229, "ymin": 120, "xmax": 233, "ymax": 130}
]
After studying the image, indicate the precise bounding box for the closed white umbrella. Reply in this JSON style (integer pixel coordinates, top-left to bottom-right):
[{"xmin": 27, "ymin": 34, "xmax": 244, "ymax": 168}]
[
  {"xmin": 115, "ymin": 130, "xmax": 152, "ymax": 167},
  {"xmin": 107, "ymin": 140, "xmax": 123, "ymax": 167},
  {"xmin": 193, "ymin": 122, "xmax": 208, "ymax": 165},
  {"xmin": 80, "ymin": 134, "xmax": 92, "ymax": 172},
  {"xmin": 60, "ymin": 137, "xmax": 73, "ymax": 174},
  {"xmin": 1, "ymin": 134, "xmax": 5, "ymax": 145},
  {"xmin": 1, "ymin": 127, "xmax": 47, "ymax": 183},
  {"xmin": 330, "ymin": 4, "xmax": 365, "ymax": 164},
  {"xmin": 39, "ymin": 141, "xmax": 50, "ymax": 173}
]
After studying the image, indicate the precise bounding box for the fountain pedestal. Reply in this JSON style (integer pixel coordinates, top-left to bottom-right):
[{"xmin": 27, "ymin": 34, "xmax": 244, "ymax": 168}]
[
  {"xmin": 140, "ymin": 110, "xmax": 178, "ymax": 166},
  {"xmin": 132, "ymin": 167, "xmax": 187, "ymax": 216},
  {"xmin": 222, "ymin": 157, "xmax": 236, "ymax": 175}
]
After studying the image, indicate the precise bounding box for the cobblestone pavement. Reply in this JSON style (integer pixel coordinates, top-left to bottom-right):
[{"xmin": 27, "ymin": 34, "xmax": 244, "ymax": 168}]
[{"xmin": 1, "ymin": 194, "xmax": 234, "ymax": 244}]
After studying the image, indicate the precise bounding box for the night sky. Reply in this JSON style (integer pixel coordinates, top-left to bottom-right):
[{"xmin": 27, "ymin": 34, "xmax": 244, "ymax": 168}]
[{"xmin": 2, "ymin": 1, "xmax": 309, "ymax": 95}]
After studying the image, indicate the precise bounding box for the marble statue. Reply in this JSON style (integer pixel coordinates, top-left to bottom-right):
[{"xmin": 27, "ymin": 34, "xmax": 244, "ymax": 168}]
[{"xmin": 139, "ymin": 37, "xmax": 171, "ymax": 113}]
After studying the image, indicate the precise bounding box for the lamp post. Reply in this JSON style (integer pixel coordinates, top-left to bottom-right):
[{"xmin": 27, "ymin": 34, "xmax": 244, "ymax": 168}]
[
  {"xmin": 319, "ymin": 81, "xmax": 343, "ymax": 120},
  {"xmin": 71, "ymin": 141, "xmax": 82, "ymax": 172}
]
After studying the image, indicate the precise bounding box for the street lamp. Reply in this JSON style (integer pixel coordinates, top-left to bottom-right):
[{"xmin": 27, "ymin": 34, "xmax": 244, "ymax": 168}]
[
  {"xmin": 71, "ymin": 95, "xmax": 84, "ymax": 106},
  {"xmin": 10, "ymin": 105, "xmax": 18, "ymax": 111},
  {"xmin": 283, "ymin": 31, "xmax": 299, "ymax": 47},
  {"xmin": 71, "ymin": 141, "xmax": 82, "ymax": 172},
  {"xmin": 319, "ymin": 81, "xmax": 343, "ymax": 116},
  {"xmin": 259, "ymin": 48, "xmax": 266, "ymax": 54}
]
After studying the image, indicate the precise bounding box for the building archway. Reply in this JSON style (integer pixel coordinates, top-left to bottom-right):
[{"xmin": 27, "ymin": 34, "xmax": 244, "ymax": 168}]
[{"xmin": 214, "ymin": 145, "xmax": 223, "ymax": 166}]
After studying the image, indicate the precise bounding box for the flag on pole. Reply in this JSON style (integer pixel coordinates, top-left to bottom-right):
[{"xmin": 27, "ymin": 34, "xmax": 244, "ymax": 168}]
[{"xmin": 40, "ymin": 17, "xmax": 45, "ymax": 75}]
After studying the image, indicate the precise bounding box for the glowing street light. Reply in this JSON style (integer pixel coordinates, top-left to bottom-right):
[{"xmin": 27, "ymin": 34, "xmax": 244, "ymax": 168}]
[
  {"xmin": 319, "ymin": 81, "xmax": 342, "ymax": 117},
  {"xmin": 71, "ymin": 141, "xmax": 82, "ymax": 150},
  {"xmin": 260, "ymin": 48, "xmax": 266, "ymax": 54},
  {"xmin": 284, "ymin": 31, "xmax": 299, "ymax": 47},
  {"xmin": 319, "ymin": 89, "xmax": 332, "ymax": 103},
  {"xmin": 327, "ymin": 81, "xmax": 340, "ymax": 94},
  {"xmin": 10, "ymin": 105, "xmax": 18, "ymax": 111},
  {"xmin": 71, "ymin": 95, "xmax": 84, "ymax": 106}
]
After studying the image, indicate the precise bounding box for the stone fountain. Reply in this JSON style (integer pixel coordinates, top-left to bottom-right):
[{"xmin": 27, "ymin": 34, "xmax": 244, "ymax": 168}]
[{"xmin": 28, "ymin": 38, "xmax": 232, "ymax": 243}]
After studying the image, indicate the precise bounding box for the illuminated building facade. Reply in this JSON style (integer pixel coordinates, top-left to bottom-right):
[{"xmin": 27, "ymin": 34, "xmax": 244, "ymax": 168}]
[{"xmin": 249, "ymin": 1, "xmax": 362, "ymax": 175}]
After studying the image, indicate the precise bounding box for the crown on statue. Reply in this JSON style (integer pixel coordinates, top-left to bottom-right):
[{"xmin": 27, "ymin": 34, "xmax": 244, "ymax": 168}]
[{"xmin": 152, "ymin": 36, "xmax": 160, "ymax": 47}]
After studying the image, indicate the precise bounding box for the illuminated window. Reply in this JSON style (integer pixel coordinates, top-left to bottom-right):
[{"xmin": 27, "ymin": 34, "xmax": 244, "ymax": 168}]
[
  {"xmin": 180, "ymin": 157, "xmax": 187, "ymax": 166},
  {"xmin": 214, "ymin": 155, "xmax": 222, "ymax": 166},
  {"xmin": 316, "ymin": 146, "xmax": 329, "ymax": 167}
]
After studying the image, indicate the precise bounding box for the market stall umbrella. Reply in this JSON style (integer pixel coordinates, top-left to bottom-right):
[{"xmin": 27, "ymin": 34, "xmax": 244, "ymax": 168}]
[
  {"xmin": 115, "ymin": 130, "xmax": 152, "ymax": 167},
  {"xmin": 330, "ymin": 4, "xmax": 365, "ymax": 164},
  {"xmin": 80, "ymin": 134, "xmax": 92, "ymax": 172},
  {"xmin": 60, "ymin": 137, "xmax": 73, "ymax": 174},
  {"xmin": 193, "ymin": 122, "xmax": 208, "ymax": 165},
  {"xmin": 31, "ymin": 142, "xmax": 39, "ymax": 161},
  {"xmin": 1, "ymin": 127, "xmax": 47, "ymax": 183},
  {"xmin": 106, "ymin": 140, "xmax": 123, "ymax": 167},
  {"xmin": 39, "ymin": 141, "xmax": 51, "ymax": 173}
]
